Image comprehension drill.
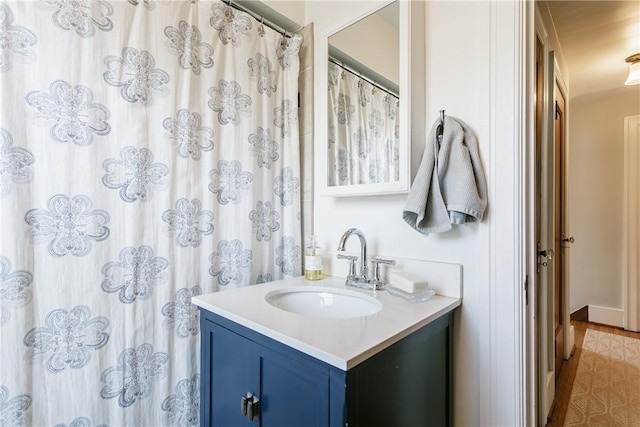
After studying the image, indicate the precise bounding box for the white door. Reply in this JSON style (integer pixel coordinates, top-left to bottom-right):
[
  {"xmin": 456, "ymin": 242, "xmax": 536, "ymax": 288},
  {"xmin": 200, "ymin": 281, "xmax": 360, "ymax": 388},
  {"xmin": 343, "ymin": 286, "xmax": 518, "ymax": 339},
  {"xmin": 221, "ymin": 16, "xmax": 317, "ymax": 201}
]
[
  {"xmin": 624, "ymin": 115, "xmax": 640, "ymax": 332},
  {"xmin": 536, "ymin": 49, "xmax": 556, "ymax": 424}
]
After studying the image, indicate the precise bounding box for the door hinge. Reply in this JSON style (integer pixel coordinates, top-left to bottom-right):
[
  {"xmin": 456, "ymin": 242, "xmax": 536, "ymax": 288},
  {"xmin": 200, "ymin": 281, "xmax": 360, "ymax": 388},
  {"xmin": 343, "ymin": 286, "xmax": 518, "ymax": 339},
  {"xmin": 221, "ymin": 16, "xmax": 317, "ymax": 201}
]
[
  {"xmin": 524, "ymin": 275, "xmax": 529, "ymax": 306},
  {"xmin": 555, "ymin": 100, "xmax": 560, "ymax": 119}
]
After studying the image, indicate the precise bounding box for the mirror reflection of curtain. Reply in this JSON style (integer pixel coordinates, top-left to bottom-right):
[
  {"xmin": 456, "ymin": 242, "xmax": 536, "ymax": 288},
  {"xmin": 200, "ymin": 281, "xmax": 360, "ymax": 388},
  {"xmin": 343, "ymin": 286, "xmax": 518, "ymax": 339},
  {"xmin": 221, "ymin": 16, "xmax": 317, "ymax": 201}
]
[{"xmin": 327, "ymin": 61, "xmax": 399, "ymax": 186}]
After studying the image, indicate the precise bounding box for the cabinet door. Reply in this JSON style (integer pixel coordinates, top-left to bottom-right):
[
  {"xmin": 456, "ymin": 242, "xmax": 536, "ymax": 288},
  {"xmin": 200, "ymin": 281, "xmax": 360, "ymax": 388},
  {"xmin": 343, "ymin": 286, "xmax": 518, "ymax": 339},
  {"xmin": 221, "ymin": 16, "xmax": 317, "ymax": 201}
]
[
  {"xmin": 202, "ymin": 315, "xmax": 332, "ymax": 427},
  {"xmin": 202, "ymin": 319, "xmax": 259, "ymax": 426},
  {"xmin": 259, "ymin": 344, "xmax": 330, "ymax": 427}
]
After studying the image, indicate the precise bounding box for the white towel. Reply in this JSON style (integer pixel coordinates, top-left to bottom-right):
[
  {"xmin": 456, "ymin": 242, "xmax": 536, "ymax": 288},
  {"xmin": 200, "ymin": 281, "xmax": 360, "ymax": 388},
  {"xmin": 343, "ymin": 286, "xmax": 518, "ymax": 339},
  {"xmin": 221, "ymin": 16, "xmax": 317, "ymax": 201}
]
[{"xmin": 403, "ymin": 115, "xmax": 487, "ymax": 235}]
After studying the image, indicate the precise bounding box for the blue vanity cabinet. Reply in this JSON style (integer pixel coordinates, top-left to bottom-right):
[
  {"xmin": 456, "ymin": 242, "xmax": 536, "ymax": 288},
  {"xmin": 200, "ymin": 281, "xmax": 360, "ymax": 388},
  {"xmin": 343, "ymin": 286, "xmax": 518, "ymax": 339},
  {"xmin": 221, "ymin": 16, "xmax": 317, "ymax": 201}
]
[
  {"xmin": 201, "ymin": 312, "xmax": 336, "ymax": 427},
  {"xmin": 199, "ymin": 309, "xmax": 453, "ymax": 427}
]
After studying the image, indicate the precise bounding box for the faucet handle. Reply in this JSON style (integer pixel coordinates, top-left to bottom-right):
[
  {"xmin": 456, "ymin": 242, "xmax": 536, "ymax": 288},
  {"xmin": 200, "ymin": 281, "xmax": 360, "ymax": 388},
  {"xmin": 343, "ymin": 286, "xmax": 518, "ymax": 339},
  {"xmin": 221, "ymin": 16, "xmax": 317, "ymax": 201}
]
[
  {"xmin": 370, "ymin": 256, "xmax": 396, "ymax": 266},
  {"xmin": 337, "ymin": 253, "xmax": 358, "ymax": 279},
  {"xmin": 370, "ymin": 257, "xmax": 396, "ymax": 289}
]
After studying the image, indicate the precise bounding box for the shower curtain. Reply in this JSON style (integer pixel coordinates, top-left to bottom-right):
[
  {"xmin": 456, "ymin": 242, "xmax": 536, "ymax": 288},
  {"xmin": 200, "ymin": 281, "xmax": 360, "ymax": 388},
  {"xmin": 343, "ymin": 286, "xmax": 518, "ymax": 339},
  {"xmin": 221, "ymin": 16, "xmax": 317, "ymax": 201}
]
[
  {"xmin": 327, "ymin": 61, "xmax": 399, "ymax": 186},
  {"xmin": 0, "ymin": 1, "xmax": 302, "ymax": 425}
]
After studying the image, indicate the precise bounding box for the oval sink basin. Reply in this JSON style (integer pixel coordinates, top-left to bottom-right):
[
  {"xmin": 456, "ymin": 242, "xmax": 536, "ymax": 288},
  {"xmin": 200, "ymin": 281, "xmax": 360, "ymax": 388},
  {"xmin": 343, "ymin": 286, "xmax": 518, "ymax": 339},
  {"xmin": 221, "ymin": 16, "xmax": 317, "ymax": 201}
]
[{"xmin": 265, "ymin": 286, "xmax": 382, "ymax": 318}]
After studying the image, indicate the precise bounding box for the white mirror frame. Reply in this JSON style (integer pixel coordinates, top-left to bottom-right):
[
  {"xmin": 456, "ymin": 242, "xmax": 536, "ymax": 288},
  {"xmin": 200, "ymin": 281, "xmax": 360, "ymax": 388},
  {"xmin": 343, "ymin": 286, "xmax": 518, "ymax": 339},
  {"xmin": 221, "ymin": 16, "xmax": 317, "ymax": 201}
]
[{"xmin": 317, "ymin": 0, "xmax": 413, "ymax": 197}]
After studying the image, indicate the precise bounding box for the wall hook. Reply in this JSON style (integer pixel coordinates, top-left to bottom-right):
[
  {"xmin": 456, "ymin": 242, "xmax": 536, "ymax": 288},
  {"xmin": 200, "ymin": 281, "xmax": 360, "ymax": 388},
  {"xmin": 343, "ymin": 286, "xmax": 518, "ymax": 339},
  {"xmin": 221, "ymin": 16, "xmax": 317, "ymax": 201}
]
[{"xmin": 437, "ymin": 110, "xmax": 445, "ymax": 141}]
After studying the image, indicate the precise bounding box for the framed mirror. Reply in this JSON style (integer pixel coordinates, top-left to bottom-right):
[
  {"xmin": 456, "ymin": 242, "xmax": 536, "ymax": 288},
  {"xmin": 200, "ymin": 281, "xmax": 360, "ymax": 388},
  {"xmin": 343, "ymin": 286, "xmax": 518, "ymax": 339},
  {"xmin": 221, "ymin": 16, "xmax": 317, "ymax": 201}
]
[{"xmin": 318, "ymin": 0, "xmax": 412, "ymax": 197}]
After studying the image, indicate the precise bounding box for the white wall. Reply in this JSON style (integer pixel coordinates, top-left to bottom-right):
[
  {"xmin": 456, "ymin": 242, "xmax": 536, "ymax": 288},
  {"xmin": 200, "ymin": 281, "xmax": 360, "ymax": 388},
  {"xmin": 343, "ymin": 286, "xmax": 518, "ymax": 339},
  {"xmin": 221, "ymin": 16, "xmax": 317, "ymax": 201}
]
[
  {"xmin": 569, "ymin": 89, "xmax": 640, "ymax": 313},
  {"xmin": 261, "ymin": 0, "xmax": 306, "ymax": 26},
  {"xmin": 306, "ymin": 1, "xmax": 527, "ymax": 425}
]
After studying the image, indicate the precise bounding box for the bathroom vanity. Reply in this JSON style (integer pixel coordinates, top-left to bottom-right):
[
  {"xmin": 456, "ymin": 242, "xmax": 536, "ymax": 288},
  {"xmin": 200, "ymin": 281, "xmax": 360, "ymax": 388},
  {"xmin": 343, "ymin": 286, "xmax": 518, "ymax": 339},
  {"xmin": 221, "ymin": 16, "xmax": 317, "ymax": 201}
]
[{"xmin": 193, "ymin": 275, "xmax": 460, "ymax": 426}]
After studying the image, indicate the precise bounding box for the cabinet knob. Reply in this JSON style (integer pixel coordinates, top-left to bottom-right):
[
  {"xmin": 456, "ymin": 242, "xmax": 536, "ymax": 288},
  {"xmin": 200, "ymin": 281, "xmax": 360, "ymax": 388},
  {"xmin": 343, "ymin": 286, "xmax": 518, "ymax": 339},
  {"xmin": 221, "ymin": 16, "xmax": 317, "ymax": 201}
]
[
  {"xmin": 247, "ymin": 396, "xmax": 260, "ymax": 422},
  {"xmin": 240, "ymin": 392, "xmax": 260, "ymax": 422},
  {"xmin": 241, "ymin": 392, "xmax": 251, "ymax": 417}
]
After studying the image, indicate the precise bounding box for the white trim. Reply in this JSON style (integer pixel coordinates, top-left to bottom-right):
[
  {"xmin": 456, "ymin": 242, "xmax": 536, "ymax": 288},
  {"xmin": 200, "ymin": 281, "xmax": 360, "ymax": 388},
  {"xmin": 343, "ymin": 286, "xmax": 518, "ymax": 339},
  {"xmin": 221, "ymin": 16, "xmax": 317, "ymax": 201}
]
[
  {"xmin": 527, "ymin": 8, "xmax": 547, "ymax": 427},
  {"xmin": 588, "ymin": 305, "xmax": 624, "ymax": 328},
  {"xmin": 534, "ymin": 4, "xmax": 548, "ymax": 43},
  {"xmin": 483, "ymin": 1, "xmax": 528, "ymax": 425},
  {"xmin": 569, "ymin": 324, "xmax": 575, "ymax": 355},
  {"xmin": 544, "ymin": 371, "xmax": 554, "ymax": 418},
  {"xmin": 623, "ymin": 115, "xmax": 640, "ymax": 332},
  {"xmin": 539, "ymin": 46, "xmax": 556, "ymax": 424},
  {"xmin": 562, "ymin": 246, "xmax": 574, "ymax": 355},
  {"xmin": 553, "ymin": 61, "xmax": 568, "ymax": 100}
]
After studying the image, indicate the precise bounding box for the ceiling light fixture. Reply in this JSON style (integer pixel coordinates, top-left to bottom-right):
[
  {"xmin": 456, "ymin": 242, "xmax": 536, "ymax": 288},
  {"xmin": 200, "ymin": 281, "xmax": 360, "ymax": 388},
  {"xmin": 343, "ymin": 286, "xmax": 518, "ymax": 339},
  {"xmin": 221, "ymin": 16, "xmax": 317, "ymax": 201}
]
[{"xmin": 625, "ymin": 53, "xmax": 640, "ymax": 85}]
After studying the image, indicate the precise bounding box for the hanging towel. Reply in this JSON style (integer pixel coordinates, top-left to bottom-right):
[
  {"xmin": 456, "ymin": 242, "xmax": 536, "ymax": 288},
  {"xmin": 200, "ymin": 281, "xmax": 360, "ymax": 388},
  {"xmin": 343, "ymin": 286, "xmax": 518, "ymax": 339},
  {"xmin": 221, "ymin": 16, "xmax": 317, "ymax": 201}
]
[{"xmin": 403, "ymin": 115, "xmax": 488, "ymax": 234}]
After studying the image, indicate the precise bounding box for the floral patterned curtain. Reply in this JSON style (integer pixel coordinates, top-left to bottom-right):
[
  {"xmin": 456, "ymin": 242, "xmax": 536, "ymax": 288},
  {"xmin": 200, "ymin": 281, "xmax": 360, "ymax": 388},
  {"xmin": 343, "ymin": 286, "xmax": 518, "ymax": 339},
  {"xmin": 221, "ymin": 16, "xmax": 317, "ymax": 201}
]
[
  {"xmin": 327, "ymin": 61, "xmax": 399, "ymax": 187},
  {"xmin": 0, "ymin": 1, "xmax": 302, "ymax": 425}
]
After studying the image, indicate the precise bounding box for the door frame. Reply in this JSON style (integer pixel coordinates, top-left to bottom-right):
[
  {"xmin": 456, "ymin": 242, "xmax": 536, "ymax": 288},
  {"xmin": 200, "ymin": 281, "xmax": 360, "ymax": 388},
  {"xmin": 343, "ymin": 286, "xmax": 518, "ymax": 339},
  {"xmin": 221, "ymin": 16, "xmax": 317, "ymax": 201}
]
[
  {"xmin": 528, "ymin": 9, "xmax": 548, "ymax": 425},
  {"xmin": 623, "ymin": 115, "xmax": 640, "ymax": 332},
  {"xmin": 529, "ymin": 7, "xmax": 573, "ymax": 426},
  {"xmin": 541, "ymin": 47, "xmax": 556, "ymax": 424},
  {"xmin": 531, "ymin": 10, "xmax": 556, "ymax": 425}
]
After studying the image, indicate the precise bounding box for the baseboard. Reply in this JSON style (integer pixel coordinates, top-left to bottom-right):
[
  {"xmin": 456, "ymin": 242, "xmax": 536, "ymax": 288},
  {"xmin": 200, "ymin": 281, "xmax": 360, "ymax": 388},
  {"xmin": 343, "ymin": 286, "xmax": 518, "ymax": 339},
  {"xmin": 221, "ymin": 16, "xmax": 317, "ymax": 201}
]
[
  {"xmin": 570, "ymin": 305, "xmax": 588, "ymax": 322},
  {"xmin": 544, "ymin": 370, "xmax": 554, "ymax": 420},
  {"xmin": 588, "ymin": 305, "xmax": 624, "ymax": 328}
]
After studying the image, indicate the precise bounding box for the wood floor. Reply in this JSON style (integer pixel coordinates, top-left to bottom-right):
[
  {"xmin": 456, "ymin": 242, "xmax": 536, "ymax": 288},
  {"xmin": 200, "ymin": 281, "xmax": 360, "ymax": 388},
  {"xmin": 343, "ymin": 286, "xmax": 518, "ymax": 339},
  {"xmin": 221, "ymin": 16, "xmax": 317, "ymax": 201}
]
[{"xmin": 546, "ymin": 321, "xmax": 640, "ymax": 426}]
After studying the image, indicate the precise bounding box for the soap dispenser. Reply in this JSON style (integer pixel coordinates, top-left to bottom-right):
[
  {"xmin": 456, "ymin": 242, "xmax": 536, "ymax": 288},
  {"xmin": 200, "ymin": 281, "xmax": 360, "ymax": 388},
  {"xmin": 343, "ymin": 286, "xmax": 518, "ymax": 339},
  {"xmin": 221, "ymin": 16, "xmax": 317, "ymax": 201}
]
[{"xmin": 304, "ymin": 235, "xmax": 323, "ymax": 280}]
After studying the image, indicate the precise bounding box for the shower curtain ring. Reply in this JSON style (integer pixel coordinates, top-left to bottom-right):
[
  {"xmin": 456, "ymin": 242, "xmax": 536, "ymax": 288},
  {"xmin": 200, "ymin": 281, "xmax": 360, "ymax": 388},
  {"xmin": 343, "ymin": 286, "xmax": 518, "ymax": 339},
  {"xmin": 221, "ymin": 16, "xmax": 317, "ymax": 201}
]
[{"xmin": 225, "ymin": 0, "xmax": 234, "ymax": 18}]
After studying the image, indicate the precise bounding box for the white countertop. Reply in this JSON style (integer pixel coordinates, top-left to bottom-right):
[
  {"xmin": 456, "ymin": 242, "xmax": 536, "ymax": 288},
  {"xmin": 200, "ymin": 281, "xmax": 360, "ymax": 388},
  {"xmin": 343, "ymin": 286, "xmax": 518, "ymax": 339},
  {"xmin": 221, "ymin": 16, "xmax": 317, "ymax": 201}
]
[{"xmin": 192, "ymin": 276, "xmax": 461, "ymax": 370}]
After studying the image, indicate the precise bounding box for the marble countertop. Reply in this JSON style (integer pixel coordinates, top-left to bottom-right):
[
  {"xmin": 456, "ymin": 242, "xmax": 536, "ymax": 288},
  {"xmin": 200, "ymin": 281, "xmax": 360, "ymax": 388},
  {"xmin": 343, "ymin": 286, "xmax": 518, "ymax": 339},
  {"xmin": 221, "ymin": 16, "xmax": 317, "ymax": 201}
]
[{"xmin": 192, "ymin": 276, "xmax": 461, "ymax": 370}]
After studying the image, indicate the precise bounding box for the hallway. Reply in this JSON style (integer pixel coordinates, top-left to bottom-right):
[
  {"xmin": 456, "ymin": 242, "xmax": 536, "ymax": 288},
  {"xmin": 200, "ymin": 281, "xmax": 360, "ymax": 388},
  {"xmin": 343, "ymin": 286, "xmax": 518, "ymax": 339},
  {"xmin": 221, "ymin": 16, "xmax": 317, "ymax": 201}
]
[{"xmin": 548, "ymin": 320, "xmax": 640, "ymax": 426}]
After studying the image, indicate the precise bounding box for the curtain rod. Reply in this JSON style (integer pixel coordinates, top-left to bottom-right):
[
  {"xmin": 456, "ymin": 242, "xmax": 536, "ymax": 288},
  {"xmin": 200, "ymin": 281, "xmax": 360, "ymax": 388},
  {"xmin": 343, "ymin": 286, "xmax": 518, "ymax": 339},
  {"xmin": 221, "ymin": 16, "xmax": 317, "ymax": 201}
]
[
  {"xmin": 216, "ymin": 0, "xmax": 302, "ymax": 39},
  {"xmin": 328, "ymin": 57, "xmax": 399, "ymax": 99}
]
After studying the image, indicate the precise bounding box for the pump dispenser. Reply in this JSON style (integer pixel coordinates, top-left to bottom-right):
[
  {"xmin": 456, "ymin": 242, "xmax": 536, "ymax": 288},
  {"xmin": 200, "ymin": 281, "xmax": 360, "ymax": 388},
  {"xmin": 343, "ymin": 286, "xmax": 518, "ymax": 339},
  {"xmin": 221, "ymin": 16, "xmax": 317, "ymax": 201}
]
[{"xmin": 304, "ymin": 235, "xmax": 323, "ymax": 280}]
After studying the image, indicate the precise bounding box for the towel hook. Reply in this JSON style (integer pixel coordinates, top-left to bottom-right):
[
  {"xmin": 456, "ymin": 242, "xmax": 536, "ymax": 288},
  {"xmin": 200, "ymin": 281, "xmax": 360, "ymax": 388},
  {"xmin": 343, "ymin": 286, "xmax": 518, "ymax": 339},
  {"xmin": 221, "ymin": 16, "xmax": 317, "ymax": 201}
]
[{"xmin": 436, "ymin": 110, "xmax": 445, "ymax": 141}]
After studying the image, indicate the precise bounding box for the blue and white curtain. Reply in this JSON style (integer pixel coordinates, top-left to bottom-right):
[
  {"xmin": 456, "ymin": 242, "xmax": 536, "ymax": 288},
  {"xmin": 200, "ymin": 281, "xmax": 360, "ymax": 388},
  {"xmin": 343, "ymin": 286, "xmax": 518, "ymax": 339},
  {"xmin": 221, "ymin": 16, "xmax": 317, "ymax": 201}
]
[
  {"xmin": 0, "ymin": 1, "xmax": 302, "ymax": 425},
  {"xmin": 327, "ymin": 61, "xmax": 399, "ymax": 186}
]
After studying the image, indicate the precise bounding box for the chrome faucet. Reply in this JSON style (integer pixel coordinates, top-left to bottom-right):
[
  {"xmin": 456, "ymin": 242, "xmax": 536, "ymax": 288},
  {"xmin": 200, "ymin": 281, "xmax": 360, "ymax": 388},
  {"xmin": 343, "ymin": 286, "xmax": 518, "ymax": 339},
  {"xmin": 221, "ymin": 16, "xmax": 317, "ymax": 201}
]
[
  {"xmin": 336, "ymin": 228, "xmax": 396, "ymax": 290},
  {"xmin": 337, "ymin": 228, "xmax": 369, "ymax": 280}
]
